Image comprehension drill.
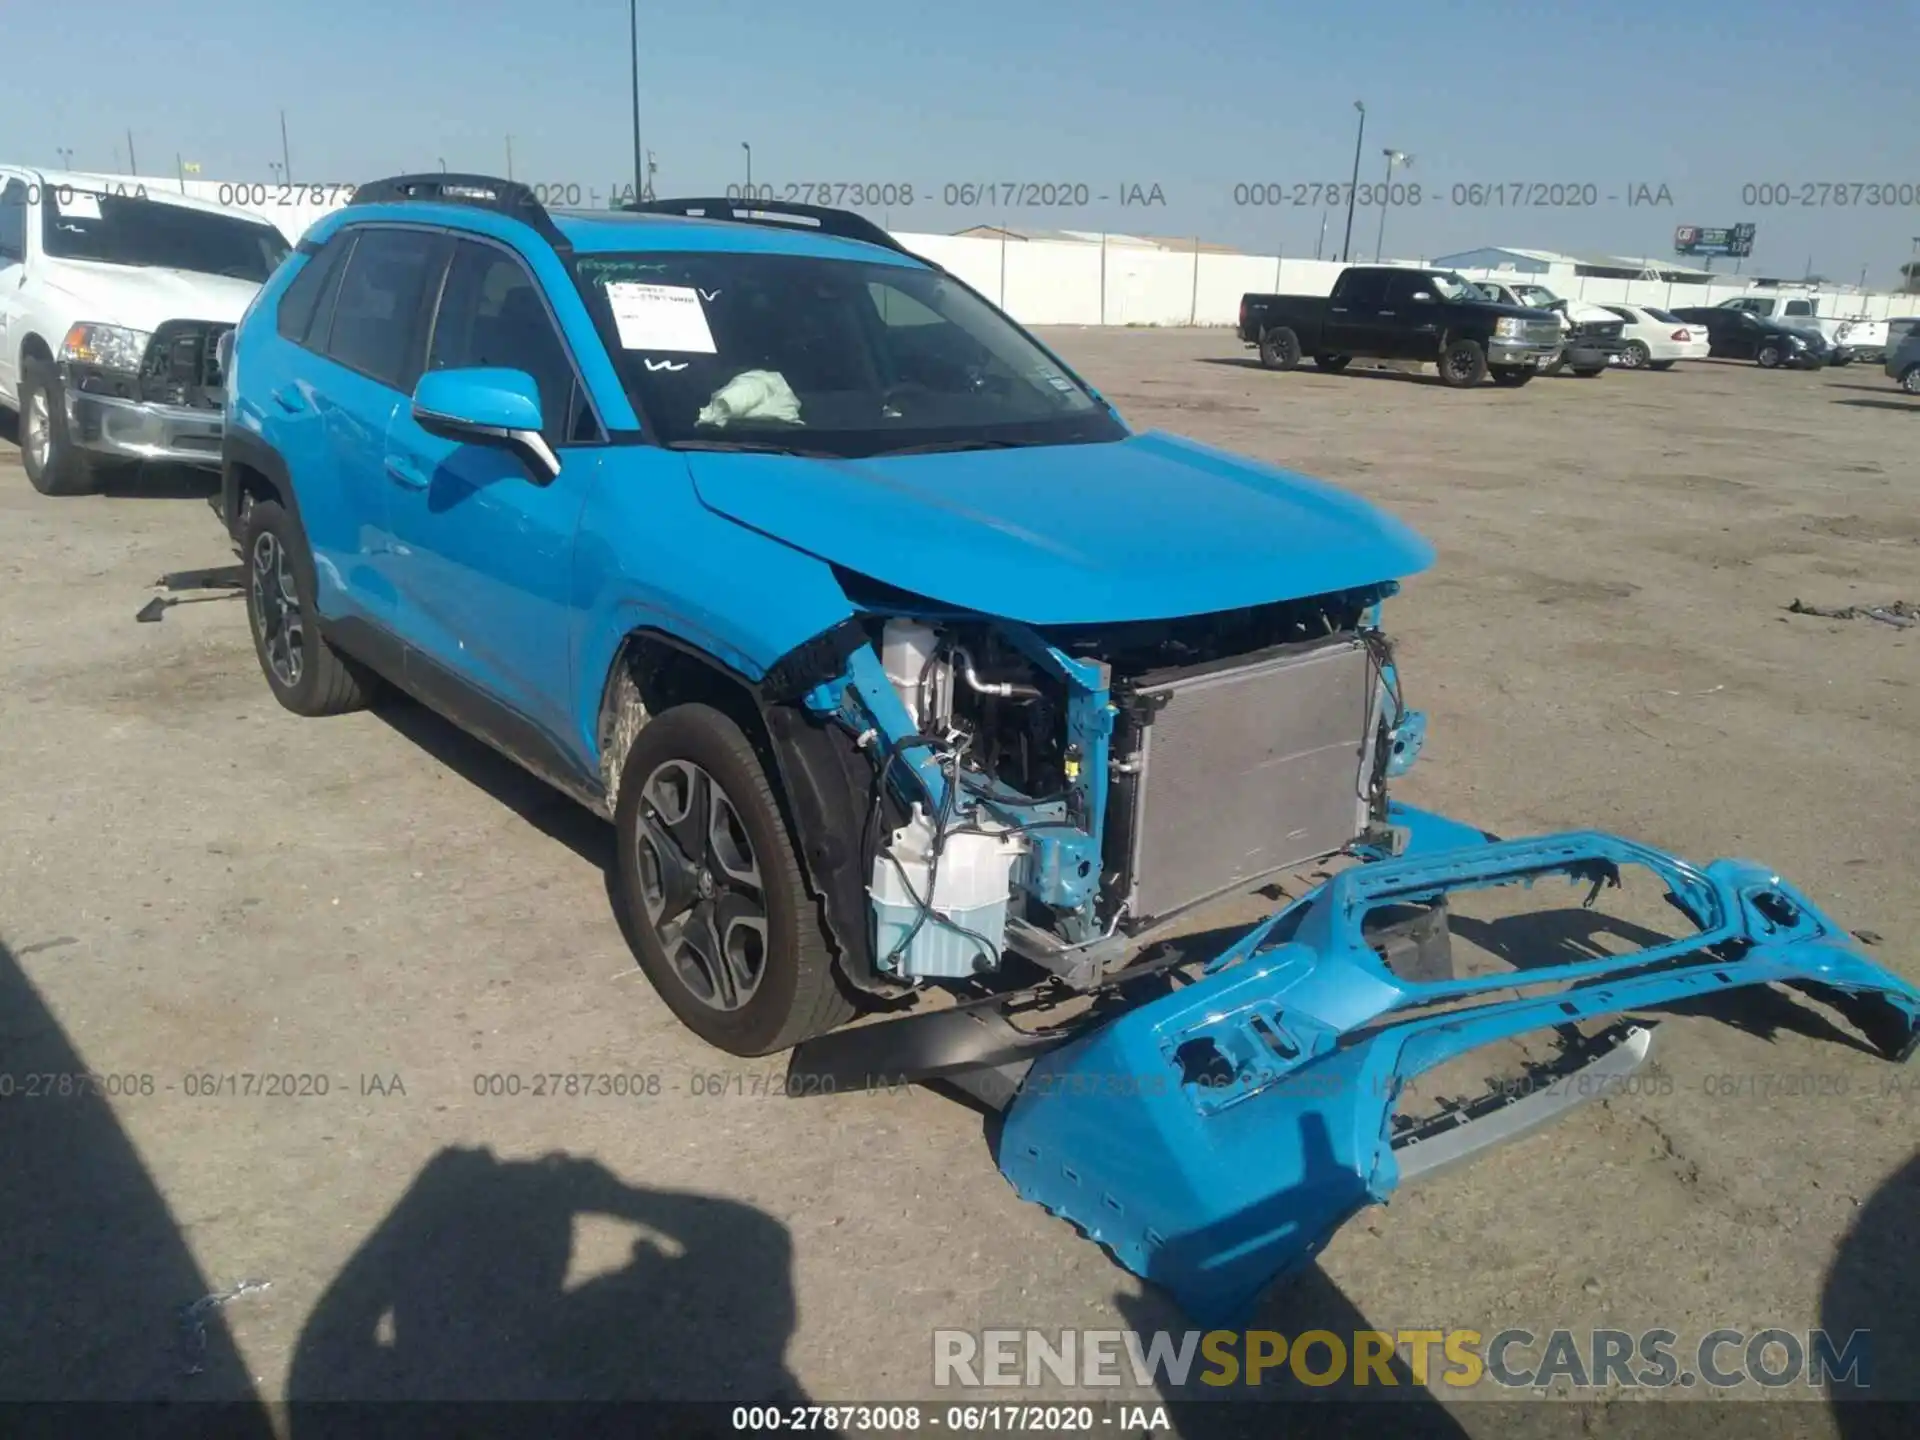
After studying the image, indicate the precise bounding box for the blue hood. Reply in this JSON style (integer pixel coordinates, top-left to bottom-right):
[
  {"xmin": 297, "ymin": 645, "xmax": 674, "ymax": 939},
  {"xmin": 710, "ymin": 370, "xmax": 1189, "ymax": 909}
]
[{"xmin": 685, "ymin": 430, "xmax": 1434, "ymax": 625}]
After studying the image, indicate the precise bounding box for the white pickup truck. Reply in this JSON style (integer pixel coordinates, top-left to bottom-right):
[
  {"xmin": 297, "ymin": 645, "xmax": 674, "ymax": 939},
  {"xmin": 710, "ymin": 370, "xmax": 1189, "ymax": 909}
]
[
  {"xmin": 0, "ymin": 168, "xmax": 290, "ymax": 494},
  {"xmin": 1467, "ymin": 278, "xmax": 1626, "ymax": 376}
]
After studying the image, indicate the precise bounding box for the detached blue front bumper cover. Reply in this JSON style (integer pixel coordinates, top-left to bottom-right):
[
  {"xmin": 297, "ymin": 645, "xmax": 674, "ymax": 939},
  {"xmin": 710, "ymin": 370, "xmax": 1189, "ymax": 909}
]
[{"xmin": 998, "ymin": 818, "xmax": 1919, "ymax": 1325}]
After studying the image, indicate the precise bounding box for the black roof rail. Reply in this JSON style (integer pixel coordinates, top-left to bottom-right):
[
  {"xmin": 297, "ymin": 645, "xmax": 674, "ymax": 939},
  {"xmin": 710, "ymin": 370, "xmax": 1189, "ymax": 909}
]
[
  {"xmin": 620, "ymin": 196, "xmax": 910, "ymax": 256},
  {"xmin": 348, "ymin": 173, "xmax": 571, "ymax": 254}
]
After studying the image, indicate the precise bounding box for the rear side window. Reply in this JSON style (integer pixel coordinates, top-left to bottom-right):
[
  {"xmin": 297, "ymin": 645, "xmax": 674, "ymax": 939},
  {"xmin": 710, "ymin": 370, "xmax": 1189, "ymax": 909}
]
[
  {"xmin": 1645, "ymin": 307, "xmax": 1683, "ymax": 325},
  {"xmin": 276, "ymin": 237, "xmax": 350, "ymax": 343},
  {"xmin": 1601, "ymin": 305, "xmax": 1636, "ymax": 323},
  {"xmin": 1336, "ymin": 270, "xmax": 1390, "ymax": 307},
  {"xmin": 0, "ymin": 179, "xmax": 26, "ymax": 261},
  {"xmin": 324, "ymin": 228, "xmax": 445, "ymax": 391},
  {"xmin": 425, "ymin": 239, "xmax": 590, "ymax": 441}
]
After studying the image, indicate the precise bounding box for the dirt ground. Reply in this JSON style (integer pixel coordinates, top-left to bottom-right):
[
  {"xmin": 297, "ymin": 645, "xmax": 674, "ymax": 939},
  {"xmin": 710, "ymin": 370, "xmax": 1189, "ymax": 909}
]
[{"xmin": 1, "ymin": 337, "xmax": 1915, "ymax": 1430}]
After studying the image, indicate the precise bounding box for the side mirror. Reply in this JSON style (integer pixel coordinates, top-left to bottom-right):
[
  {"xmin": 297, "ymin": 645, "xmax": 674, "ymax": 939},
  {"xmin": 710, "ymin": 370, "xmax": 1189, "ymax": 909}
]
[{"xmin": 411, "ymin": 367, "xmax": 561, "ymax": 483}]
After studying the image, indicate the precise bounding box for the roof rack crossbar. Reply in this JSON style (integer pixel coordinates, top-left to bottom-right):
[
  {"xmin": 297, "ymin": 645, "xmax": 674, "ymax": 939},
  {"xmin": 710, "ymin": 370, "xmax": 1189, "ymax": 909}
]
[
  {"xmin": 348, "ymin": 173, "xmax": 572, "ymax": 253},
  {"xmin": 620, "ymin": 197, "xmax": 909, "ymax": 255}
]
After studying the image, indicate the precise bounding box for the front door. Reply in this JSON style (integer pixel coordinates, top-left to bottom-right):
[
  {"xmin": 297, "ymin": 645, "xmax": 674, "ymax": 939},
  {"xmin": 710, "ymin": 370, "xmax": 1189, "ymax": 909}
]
[{"xmin": 384, "ymin": 237, "xmax": 602, "ymax": 767}]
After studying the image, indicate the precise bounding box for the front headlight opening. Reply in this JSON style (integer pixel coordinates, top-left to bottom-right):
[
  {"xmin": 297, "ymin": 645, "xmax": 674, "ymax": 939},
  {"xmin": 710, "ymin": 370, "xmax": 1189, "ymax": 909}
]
[
  {"xmin": 61, "ymin": 322, "xmax": 152, "ymax": 373},
  {"xmin": 1494, "ymin": 316, "xmax": 1523, "ymax": 339}
]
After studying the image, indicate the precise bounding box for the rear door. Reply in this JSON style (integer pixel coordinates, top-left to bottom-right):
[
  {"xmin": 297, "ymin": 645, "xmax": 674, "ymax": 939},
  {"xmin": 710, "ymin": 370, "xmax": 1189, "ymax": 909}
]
[
  {"xmin": 383, "ymin": 236, "xmax": 604, "ymax": 760},
  {"xmin": 293, "ymin": 225, "xmax": 448, "ymax": 631}
]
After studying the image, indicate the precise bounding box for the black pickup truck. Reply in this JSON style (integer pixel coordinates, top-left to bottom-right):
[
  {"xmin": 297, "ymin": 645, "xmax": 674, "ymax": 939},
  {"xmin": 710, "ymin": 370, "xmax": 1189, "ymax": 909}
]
[{"xmin": 1237, "ymin": 265, "xmax": 1565, "ymax": 387}]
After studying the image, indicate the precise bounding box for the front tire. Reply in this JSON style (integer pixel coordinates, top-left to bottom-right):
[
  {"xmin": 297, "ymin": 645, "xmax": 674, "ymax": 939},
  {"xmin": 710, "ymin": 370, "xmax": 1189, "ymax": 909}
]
[
  {"xmin": 1438, "ymin": 339, "xmax": 1488, "ymax": 388},
  {"xmin": 18, "ymin": 358, "xmax": 98, "ymax": 496},
  {"xmin": 1647, "ymin": 360, "xmax": 1676, "ymax": 372},
  {"xmin": 1757, "ymin": 344, "xmax": 1783, "ymax": 369},
  {"xmin": 1570, "ymin": 366, "xmax": 1605, "ymax": 378},
  {"xmin": 242, "ymin": 499, "xmax": 378, "ymax": 717},
  {"xmin": 614, "ymin": 704, "xmax": 854, "ymax": 1056},
  {"xmin": 1901, "ymin": 365, "xmax": 1920, "ymax": 395},
  {"xmin": 1617, "ymin": 341, "xmax": 1650, "ymax": 370},
  {"xmin": 1490, "ymin": 367, "xmax": 1534, "ymax": 387},
  {"xmin": 1258, "ymin": 326, "xmax": 1302, "ymax": 371}
]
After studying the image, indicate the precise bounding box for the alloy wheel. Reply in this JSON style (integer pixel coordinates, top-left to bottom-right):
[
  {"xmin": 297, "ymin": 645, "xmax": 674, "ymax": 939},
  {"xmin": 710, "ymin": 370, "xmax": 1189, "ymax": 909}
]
[
  {"xmin": 634, "ymin": 759, "xmax": 768, "ymax": 1012},
  {"xmin": 249, "ymin": 531, "xmax": 305, "ymax": 689},
  {"xmin": 24, "ymin": 388, "xmax": 51, "ymax": 474}
]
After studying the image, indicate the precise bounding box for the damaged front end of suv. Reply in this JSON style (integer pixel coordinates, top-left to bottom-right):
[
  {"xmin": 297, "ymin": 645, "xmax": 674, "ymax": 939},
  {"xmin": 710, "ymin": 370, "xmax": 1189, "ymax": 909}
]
[{"xmin": 754, "ymin": 453, "xmax": 1917, "ymax": 1329}]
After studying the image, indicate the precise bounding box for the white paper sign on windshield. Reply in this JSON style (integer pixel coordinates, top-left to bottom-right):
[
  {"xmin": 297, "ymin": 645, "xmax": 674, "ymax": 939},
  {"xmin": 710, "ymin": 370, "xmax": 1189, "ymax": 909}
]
[
  {"xmin": 57, "ymin": 191, "xmax": 104, "ymax": 220},
  {"xmin": 605, "ymin": 282, "xmax": 717, "ymax": 354}
]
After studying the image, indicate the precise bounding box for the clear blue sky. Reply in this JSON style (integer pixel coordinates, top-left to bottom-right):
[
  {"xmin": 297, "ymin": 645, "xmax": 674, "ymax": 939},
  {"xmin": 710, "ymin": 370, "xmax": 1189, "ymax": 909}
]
[{"xmin": 6, "ymin": 0, "xmax": 1917, "ymax": 284}]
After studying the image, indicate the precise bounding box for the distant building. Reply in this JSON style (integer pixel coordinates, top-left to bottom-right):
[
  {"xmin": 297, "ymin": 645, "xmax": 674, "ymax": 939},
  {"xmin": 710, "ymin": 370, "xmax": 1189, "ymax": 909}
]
[
  {"xmin": 952, "ymin": 225, "xmax": 1243, "ymax": 253},
  {"xmin": 1431, "ymin": 246, "xmax": 1718, "ymax": 285}
]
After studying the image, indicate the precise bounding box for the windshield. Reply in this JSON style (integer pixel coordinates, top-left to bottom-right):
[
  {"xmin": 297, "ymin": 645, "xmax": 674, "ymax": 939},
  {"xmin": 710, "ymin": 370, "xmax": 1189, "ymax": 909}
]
[
  {"xmin": 1428, "ymin": 272, "xmax": 1482, "ymax": 300},
  {"xmin": 42, "ymin": 190, "xmax": 290, "ymax": 281},
  {"xmin": 1511, "ymin": 284, "xmax": 1562, "ymax": 309},
  {"xmin": 572, "ymin": 251, "xmax": 1123, "ymax": 456}
]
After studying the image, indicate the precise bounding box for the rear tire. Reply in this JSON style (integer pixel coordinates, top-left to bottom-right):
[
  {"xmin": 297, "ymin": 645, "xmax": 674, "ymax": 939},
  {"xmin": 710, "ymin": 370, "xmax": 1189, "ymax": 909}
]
[
  {"xmin": 1258, "ymin": 327, "xmax": 1302, "ymax": 371},
  {"xmin": 18, "ymin": 359, "xmax": 98, "ymax": 496},
  {"xmin": 615, "ymin": 704, "xmax": 855, "ymax": 1056},
  {"xmin": 242, "ymin": 499, "xmax": 379, "ymax": 717},
  {"xmin": 1757, "ymin": 344, "xmax": 1783, "ymax": 369},
  {"xmin": 1901, "ymin": 365, "xmax": 1920, "ymax": 395},
  {"xmin": 1617, "ymin": 340, "xmax": 1650, "ymax": 370},
  {"xmin": 1311, "ymin": 353, "xmax": 1351, "ymax": 372},
  {"xmin": 1570, "ymin": 366, "xmax": 1605, "ymax": 378},
  {"xmin": 1438, "ymin": 339, "xmax": 1488, "ymax": 388},
  {"xmin": 1490, "ymin": 367, "xmax": 1534, "ymax": 387}
]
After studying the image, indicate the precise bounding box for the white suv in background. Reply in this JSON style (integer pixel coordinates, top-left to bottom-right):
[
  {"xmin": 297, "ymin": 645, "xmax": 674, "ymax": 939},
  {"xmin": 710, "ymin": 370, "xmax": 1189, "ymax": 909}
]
[
  {"xmin": 1597, "ymin": 304, "xmax": 1712, "ymax": 370},
  {"xmin": 0, "ymin": 168, "xmax": 289, "ymax": 494}
]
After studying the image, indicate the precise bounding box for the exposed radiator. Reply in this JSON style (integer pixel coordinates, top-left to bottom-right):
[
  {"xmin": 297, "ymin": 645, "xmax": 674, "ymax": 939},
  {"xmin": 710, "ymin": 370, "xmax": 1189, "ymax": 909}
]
[{"xmin": 1110, "ymin": 638, "xmax": 1379, "ymax": 923}]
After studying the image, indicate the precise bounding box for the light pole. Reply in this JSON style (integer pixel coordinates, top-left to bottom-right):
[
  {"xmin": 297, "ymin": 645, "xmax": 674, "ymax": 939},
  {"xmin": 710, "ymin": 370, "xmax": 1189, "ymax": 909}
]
[
  {"xmin": 1316, "ymin": 208, "xmax": 1328, "ymax": 261},
  {"xmin": 1374, "ymin": 149, "xmax": 1410, "ymax": 262},
  {"xmin": 437, "ymin": 157, "xmax": 448, "ymax": 173},
  {"xmin": 269, "ymin": 161, "xmax": 284, "ymax": 184},
  {"xmin": 742, "ymin": 142, "xmax": 752, "ymax": 197},
  {"xmin": 505, "ymin": 134, "xmax": 514, "ymax": 180},
  {"xmin": 279, "ymin": 109, "xmax": 292, "ymax": 184},
  {"xmin": 55, "ymin": 146, "xmax": 74, "ymax": 169},
  {"xmin": 1339, "ymin": 101, "xmax": 1365, "ymax": 263},
  {"xmin": 629, "ymin": 0, "xmax": 644, "ymax": 206}
]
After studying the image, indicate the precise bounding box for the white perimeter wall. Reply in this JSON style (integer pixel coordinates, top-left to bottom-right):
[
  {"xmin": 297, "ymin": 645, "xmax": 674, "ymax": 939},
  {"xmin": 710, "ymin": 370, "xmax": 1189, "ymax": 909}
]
[{"xmin": 82, "ymin": 174, "xmax": 1920, "ymax": 326}]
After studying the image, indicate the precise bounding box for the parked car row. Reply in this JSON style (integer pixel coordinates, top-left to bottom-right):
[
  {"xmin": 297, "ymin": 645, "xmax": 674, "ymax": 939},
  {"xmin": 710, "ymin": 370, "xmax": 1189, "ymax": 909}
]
[{"xmin": 1235, "ymin": 264, "xmax": 1907, "ymax": 387}]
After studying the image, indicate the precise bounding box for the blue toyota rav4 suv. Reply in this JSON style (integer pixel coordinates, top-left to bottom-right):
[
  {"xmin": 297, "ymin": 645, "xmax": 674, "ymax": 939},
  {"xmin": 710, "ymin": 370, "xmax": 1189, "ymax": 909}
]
[{"xmin": 223, "ymin": 176, "xmax": 1916, "ymax": 1322}]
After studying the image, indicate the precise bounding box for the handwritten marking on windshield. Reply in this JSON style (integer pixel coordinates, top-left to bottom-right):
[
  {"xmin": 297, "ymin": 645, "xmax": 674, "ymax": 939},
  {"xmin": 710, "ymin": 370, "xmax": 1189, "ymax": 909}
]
[{"xmin": 644, "ymin": 359, "xmax": 689, "ymax": 372}]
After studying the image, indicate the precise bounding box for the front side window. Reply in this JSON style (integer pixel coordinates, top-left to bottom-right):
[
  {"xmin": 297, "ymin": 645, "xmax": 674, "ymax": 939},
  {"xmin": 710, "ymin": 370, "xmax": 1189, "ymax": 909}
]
[
  {"xmin": 571, "ymin": 250, "xmax": 1120, "ymax": 456},
  {"xmin": 427, "ymin": 240, "xmax": 588, "ymax": 442},
  {"xmin": 324, "ymin": 228, "xmax": 444, "ymax": 391},
  {"xmin": 1426, "ymin": 272, "xmax": 1481, "ymax": 301},
  {"xmin": 41, "ymin": 190, "xmax": 289, "ymax": 281}
]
